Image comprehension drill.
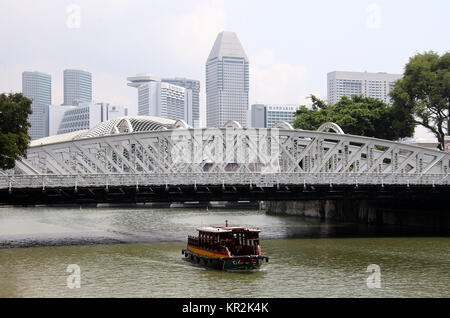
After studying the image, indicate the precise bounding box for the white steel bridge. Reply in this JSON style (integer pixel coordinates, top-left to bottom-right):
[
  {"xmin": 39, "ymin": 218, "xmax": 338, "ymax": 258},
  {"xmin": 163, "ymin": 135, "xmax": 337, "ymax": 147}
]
[{"xmin": 0, "ymin": 116, "xmax": 449, "ymax": 205}]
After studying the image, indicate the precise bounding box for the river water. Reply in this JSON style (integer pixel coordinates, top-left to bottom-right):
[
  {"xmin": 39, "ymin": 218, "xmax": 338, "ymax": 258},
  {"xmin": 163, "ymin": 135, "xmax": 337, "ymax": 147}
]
[{"xmin": 0, "ymin": 206, "xmax": 449, "ymax": 298}]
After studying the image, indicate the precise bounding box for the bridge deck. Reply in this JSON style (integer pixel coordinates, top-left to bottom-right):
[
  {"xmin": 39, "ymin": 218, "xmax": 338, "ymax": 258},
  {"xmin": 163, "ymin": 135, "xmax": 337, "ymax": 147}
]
[
  {"xmin": 0, "ymin": 172, "xmax": 449, "ymax": 189},
  {"xmin": 1, "ymin": 173, "xmax": 449, "ymax": 205}
]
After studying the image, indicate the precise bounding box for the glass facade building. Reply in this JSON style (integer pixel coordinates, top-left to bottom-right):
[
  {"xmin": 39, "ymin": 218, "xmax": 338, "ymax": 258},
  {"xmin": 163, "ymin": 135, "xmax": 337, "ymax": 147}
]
[
  {"xmin": 22, "ymin": 71, "xmax": 52, "ymax": 140},
  {"xmin": 63, "ymin": 69, "xmax": 92, "ymax": 106},
  {"xmin": 251, "ymin": 104, "xmax": 266, "ymax": 128}
]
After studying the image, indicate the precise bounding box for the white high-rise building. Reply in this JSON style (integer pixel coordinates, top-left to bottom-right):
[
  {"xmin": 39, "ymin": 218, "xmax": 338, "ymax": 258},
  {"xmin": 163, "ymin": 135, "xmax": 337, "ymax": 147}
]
[
  {"xmin": 327, "ymin": 71, "xmax": 402, "ymax": 105},
  {"xmin": 206, "ymin": 31, "xmax": 249, "ymax": 127},
  {"xmin": 63, "ymin": 69, "xmax": 92, "ymax": 106},
  {"xmin": 162, "ymin": 78, "xmax": 200, "ymax": 127},
  {"xmin": 22, "ymin": 71, "xmax": 52, "ymax": 140},
  {"xmin": 137, "ymin": 81, "xmax": 187, "ymax": 122},
  {"xmin": 128, "ymin": 74, "xmax": 192, "ymax": 123}
]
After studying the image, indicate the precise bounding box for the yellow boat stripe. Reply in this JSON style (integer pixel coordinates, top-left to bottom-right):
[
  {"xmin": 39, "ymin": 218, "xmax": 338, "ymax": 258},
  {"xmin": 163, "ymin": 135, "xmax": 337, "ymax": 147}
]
[{"xmin": 187, "ymin": 246, "xmax": 229, "ymax": 258}]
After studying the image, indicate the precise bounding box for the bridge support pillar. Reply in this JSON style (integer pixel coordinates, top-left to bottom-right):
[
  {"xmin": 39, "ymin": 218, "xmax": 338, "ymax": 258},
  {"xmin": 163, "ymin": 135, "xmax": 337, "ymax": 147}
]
[{"xmin": 266, "ymin": 198, "xmax": 450, "ymax": 232}]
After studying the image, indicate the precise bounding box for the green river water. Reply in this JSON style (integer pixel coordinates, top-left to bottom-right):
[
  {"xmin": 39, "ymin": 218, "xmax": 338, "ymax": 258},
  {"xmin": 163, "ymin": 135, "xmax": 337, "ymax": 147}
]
[{"xmin": 0, "ymin": 206, "xmax": 448, "ymax": 297}]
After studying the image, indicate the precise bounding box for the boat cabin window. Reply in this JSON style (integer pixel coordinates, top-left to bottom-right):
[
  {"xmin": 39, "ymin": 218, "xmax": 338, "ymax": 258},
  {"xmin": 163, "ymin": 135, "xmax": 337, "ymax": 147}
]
[{"xmin": 193, "ymin": 228, "xmax": 260, "ymax": 253}]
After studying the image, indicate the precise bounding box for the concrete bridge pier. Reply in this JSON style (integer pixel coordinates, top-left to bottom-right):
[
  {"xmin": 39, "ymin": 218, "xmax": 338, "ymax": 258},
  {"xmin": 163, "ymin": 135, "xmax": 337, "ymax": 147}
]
[{"xmin": 266, "ymin": 198, "xmax": 450, "ymax": 232}]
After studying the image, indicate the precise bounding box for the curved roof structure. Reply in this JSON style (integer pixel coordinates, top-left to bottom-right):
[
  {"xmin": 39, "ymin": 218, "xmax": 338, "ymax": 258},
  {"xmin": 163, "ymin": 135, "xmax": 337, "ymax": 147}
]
[
  {"xmin": 126, "ymin": 74, "xmax": 160, "ymax": 88},
  {"xmin": 30, "ymin": 130, "xmax": 89, "ymax": 147},
  {"xmin": 30, "ymin": 116, "xmax": 181, "ymax": 147},
  {"xmin": 30, "ymin": 118, "xmax": 347, "ymax": 148},
  {"xmin": 83, "ymin": 116, "xmax": 177, "ymax": 138}
]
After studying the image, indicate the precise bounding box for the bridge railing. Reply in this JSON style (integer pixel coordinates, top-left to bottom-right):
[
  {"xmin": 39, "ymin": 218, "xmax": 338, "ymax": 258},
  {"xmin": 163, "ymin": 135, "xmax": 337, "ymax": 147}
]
[{"xmin": 0, "ymin": 172, "xmax": 448, "ymax": 189}]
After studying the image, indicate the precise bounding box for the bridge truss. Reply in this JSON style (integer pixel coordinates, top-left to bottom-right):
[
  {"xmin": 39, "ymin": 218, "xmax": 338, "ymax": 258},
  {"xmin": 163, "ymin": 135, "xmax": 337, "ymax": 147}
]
[{"xmin": 1, "ymin": 118, "xmax": 449, "ymax": 190}]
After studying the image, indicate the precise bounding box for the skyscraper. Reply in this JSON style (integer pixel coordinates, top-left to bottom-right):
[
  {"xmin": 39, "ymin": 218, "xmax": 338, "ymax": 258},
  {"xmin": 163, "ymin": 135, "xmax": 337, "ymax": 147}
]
[
  {"xmin": 327, "ymin": 71, "xmax": 402, "ymax": 105},
  {"xmin": 162, "ymin": 78, "xmax": 200, "ymax": 127},
  {"xmin": 22, "ymin": 71, "xmax": 51, "ymax": 140},
  {"xmin": 63, "ymin": 69, "xmax": 92, "ymax": 106},
  {"xmin": 206, "ymin": 31, "xmax": 249, "ymax": 127}
]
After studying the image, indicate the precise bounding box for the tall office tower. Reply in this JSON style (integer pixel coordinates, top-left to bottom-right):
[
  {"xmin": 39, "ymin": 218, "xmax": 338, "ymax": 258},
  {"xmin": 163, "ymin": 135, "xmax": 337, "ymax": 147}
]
[
  {"xmin": 162, "ymin": 78, "xmax": 200, "ymax": 127},
  {"xmin": 327, "ymin": 71, "xmax": 402, "ymax": 105},
  {"xmin": 63, "ymin": 69, "xmax": 92, "ymax": 106},
  {"xmin": 206, "ymin": 31, "xmax": 249, "ymax": 127},
  {"xmin": 22, "ymin": 71, "xmax": 52, "ymax": 140},
  {"xmin": 250, "ymin": 104, "xmax": 299, "ymax": 128},
  {"xmin": 137, "ymin": 81, "xmax": 187, "ymax": 121}
]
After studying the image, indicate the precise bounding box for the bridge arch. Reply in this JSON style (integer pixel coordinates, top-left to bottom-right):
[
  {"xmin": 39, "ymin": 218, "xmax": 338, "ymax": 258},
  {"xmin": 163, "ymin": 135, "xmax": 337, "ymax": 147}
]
[
  {"xmin": 222, "ymin": 120, "xmax": 242, "ymax": 129},
  {"xmin": 317, "ymin": 122, "xmax": 345, "ymax": 134},
  {"xmin": 174, "ymin": 120, "xmax": 191, "ymax": 129},
  {"xmin": 273, "ymin": 121, "xmax": 294, "ymax": 130}
]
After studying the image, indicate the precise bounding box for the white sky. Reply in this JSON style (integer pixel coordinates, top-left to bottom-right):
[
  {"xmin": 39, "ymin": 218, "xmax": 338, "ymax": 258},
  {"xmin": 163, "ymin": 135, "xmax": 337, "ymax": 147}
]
[{"xmin": 0, "ymin": 0, "xmax": 448, "ymax": 139}]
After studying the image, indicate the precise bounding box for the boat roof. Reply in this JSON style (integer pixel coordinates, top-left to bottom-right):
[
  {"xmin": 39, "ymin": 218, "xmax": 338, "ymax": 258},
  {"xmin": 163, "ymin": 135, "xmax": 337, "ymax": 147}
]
[
  {"xmin": 197, "ymin": 227, "xmax": 232, "ymax": 233},
  {"xmin": 197, "ymin": 226, "xmax": 261, "ymax": 233}
]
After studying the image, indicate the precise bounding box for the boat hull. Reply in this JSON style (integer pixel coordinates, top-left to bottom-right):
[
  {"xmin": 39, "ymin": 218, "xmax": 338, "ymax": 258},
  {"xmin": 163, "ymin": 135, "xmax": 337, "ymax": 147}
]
[{"xmin": 182, "ymin": 248, "xmax": 269, "ymax": 271}]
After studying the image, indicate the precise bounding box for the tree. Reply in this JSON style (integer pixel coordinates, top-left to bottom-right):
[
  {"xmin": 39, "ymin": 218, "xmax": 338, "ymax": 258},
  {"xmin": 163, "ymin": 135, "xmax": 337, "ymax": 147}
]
[
  {"xmin": 0, "ymin": 93, "xmax": 32, "ymax": 170},
  {"xmin": 390, "ymin": 51, "xmax": 450, "ymax": 150},
  {"xmin": 293, "ymin": 94, "xmax": 414, "ymax": 140}
]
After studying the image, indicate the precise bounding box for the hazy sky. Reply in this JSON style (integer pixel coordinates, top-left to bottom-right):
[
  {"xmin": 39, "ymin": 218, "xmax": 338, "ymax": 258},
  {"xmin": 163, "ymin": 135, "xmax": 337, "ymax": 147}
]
[{"xmin": 0, "ymin": 0, "xmax": 448, "ymax": 138}]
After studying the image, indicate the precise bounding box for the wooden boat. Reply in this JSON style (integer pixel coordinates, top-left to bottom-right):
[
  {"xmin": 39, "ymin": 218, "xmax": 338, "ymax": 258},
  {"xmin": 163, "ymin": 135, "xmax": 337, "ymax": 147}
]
[{"xmin": 182, "ymin": 221, "xmax": 269, "ymax": 270}]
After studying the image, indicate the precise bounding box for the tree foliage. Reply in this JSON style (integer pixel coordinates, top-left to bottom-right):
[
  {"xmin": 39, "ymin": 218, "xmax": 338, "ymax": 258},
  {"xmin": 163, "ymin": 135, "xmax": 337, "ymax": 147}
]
[
  {"xmin": 0, "ymin": 93, "xmax": 32, "ymax": 170},
  {"xmin": 390, "ymin": 51, "xmax": 450, "ymax": 150},
  {"xmin": 293, "ymin": 94, "xmax": 414, "ymax": 140}
]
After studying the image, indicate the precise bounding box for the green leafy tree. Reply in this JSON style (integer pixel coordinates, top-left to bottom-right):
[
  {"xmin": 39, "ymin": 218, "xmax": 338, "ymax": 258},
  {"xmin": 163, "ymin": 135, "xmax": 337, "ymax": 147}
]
[
  {"xmin": 390, "ymin": 51, "xmax": 450, "ymax": 150},
  {"xmin": 0, "ymin": 93, "xmax": 32, "ymax": 170},
  {"xmin": 293, "ymin": 94, "xmax": 414, "ymax": 140}
]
